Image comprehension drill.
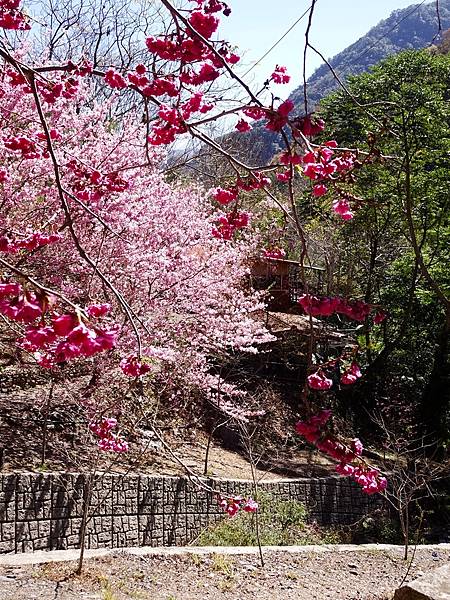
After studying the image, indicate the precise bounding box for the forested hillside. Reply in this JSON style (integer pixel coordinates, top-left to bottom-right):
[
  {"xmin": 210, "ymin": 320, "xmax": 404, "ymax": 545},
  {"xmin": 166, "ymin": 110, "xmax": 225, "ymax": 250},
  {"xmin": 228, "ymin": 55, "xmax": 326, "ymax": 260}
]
[
  {"xmin": 292, "ymin": 0, "xmax": 450, "ymax": 108},
  {"xmin": 249, "ymin": 0, "xmax": 450, "ymax": 163}
]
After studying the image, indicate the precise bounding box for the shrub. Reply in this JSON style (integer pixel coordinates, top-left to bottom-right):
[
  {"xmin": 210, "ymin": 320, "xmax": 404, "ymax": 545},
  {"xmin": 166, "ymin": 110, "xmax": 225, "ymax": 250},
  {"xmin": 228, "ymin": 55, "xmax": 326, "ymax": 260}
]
[{"xmin": 198, "ymin": 492, "xmax": 342, "ymax": 546}]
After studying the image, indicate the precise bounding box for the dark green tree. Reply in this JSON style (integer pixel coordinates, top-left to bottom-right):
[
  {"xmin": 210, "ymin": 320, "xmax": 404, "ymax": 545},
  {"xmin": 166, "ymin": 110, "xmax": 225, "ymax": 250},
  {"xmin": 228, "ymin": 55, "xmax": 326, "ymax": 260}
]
[{"xmin": 317, "ymin": 49, "xmax": 450, "ymax": 449}]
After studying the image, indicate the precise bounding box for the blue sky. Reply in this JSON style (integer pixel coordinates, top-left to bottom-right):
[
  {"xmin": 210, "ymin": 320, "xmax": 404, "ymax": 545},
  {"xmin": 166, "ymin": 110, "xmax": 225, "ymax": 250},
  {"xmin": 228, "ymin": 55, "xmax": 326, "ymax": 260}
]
[{"xmin": 219, "ymin": 0, "xmax": 432, "ymax": 95}]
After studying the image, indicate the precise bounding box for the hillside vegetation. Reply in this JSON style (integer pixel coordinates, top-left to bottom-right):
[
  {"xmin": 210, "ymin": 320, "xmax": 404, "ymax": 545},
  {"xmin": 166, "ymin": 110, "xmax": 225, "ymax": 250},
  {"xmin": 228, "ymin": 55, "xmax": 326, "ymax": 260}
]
[
  {"xmin": 293, "ymin": 0, "xmax": 450, "ymax": 108},
  {"xmin": 251, "ymin": 0, "xmax": 450, "ymax": 162}
]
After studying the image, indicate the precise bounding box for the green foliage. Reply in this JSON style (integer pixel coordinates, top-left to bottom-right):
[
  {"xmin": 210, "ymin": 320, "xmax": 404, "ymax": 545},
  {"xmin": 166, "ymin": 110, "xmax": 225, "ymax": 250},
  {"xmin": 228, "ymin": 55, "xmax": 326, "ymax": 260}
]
[
  {"xmin": 211, "ymin": 554, "xmax": 234, "ymax": 577},
  {"xmin": 316, "ymin": 49, "xmax": 450, "ymax": 438},
  {"xmin": 345, "ymin": 510, "xmax": 402, "ymax": 545},
  {"xmin": 197, "ymin": 492, "xmax": 342, "ymax": 546}
]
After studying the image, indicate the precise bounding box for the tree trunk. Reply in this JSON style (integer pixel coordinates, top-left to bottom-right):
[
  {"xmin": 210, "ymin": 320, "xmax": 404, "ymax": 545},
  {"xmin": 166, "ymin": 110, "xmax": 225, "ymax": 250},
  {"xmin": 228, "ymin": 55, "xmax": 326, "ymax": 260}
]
[{"xmin": 419, "ymin": 311, "xmax": 450, "ymax": 453}]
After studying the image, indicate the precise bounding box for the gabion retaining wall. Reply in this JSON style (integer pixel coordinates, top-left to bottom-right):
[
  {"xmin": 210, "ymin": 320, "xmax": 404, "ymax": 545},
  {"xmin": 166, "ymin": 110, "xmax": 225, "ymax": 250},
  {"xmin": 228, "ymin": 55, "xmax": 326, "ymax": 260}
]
[{"xmin": 0, "ymin": 472, "xmax": 383, "ymax": 553}]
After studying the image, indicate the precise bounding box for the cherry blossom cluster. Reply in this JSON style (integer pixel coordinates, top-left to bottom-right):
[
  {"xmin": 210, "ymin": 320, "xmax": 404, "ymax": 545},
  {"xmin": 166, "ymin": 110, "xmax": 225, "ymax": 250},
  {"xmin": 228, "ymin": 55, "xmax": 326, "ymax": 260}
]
[
  {"xmin": 120, "ymin": 355, "xmax": 152, "ymax": 378},
  {"xmin": 0, "ymin": 232, "xmax": 61, "ymax": 253},
  {"xmin": 66, "ymin": 159, "xmax": 129, "ymax": 203},
  {"xmin": 0, "ymin": 282, "xmax": 44, "ymax": 322},
  {"xmin": 271, "ymin": 65, "xmax": 290, "ymax": 85},
  {"xmin": 262, "ymin": 247, "xmax": 286, "ymax": 260},
  {"xmin": 276, "ymin": 141, "xmax": 358, "ymax": 218},
  {"xmin": 298, "ymin": 293, "xmax": 386, "ymax": 323},
  {"xmin": 340, "ymin": 361, "xmax": 362, "ymax": 385},
  {"xmin": 3, "ymin": 128, "xmax": 60, "ymax": 162},
  {"xmin": 21, "ymin": 310, "xmax": 118, "ymax": 368},
  {"xmin": 222, "ymin": 108, "xmax": 360, "ymax": 222},
  {"xmin": 148, "ymin": 93, "xmax": 214, "ymax": 145},
  {"xmin": 233, "ymin": 101, "xmax": 323, "ymax": 140},
  {"xmin": 38, "ymin": 78, "xmax": 80, "ymax": 104},
  {"xmin": 292, "ymin": 114, "xmax": 325, "ymax": 138},
  {"xmin": 265, "ymin": 99, "xmax": 295, "ymax": 132},
  {"xmin": 211, "ymin": 172, "xmax": 272, "ymax": 208},
  {"xmin": 0, "ymin": 0, "xmax": 384, "ymax": 482},
  {"xmin": 233, "ymin": 90, "xmax": 294, "ymax": 133},
  {"xmin": 302, "ymin": 144, "xmax": 357, "ymax": 218},
  {"xmin": 89, "ymin": 417, "xmax": 129, "ymax": 453},
  {"xmin": 1, "ymin": 53, "xmax": 273, "ymax": 416},
  {"xmin": 127, "ymin": 0, "xmax": 239, "ymax": 146},
  {"xmin": 145, "ymin": 1, "xmax": 234, "ymax": 65},
  {"xmin": 0, "ymin": 281, "xmax": 118, "ymax": 367},
  {"xmin": 209, "ymin": 173, "xmax": 271, "ymax": 239},
  {"xmin": 295, "ymin": 410, "xmax": 387, "ymax": 494},
  {"xmin": 105, "ymin": 65, "xmax": 183, "ymax": 98},
  {"xmin": 4, "ymin": 135, "xmax": 48, "ymax": 160},
  {"xmin": 218, "ymin": 494, "xmax": 258, "ymax": 517},
  {"xmin": 6, "ymin": 67, "xmax": 89, "ymax": 105},
  {"xmin": 0, "ymin": 0, "xmax": 29, "ymax": 30},
  {"xmin": 307, "ymin": 362, "xmax": 362, "ymax": 391},
  {"xmin": 212, "ymin": 210, "xmax": 250, "ymax": 240}
]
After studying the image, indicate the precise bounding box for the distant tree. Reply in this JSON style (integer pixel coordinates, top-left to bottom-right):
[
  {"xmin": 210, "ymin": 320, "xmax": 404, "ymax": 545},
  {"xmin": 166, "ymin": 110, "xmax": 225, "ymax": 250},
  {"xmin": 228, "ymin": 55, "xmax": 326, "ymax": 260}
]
[{"xmin": 318, "ymin": 49, "xmax": 450, "ymax": 448}]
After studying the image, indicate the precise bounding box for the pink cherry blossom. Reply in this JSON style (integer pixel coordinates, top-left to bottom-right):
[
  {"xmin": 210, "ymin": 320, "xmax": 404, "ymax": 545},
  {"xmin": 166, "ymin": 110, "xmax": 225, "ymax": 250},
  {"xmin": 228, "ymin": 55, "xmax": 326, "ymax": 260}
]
[
  {"xmin": 120, "ymin": 356, "xmax": 152, "ymax": 378},
  {"xmin": 271, "ymin": 65, "xmax": 290, "ymax": 85},
  {"xmin": 333, "ymin": 198, "xmax": 354, "ymax": 220},
  {"xmin": 341, "ymin": 362, "xmax": 362, "ymax": 385},
  {"xmin": 307, "ymin": 370, "xmax": 333, "ymax": 391}
]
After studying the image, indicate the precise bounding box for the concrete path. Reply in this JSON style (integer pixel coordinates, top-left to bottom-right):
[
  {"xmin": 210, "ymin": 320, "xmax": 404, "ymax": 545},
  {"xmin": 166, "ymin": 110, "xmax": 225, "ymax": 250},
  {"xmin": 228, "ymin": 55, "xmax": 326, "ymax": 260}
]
[{"xmin": 0, "ymin": 543, "xmax": 449, "ymax": 566}]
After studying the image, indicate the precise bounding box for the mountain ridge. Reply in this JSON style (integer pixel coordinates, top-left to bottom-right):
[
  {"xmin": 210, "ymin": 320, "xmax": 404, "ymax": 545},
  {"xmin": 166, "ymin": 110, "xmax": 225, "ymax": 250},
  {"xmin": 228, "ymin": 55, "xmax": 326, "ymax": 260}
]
[
  {"xmin": 291, "ymin": 0, "xmax": 450, "ymax": 109},
  {"xmin": 249, "ymin": 0, "xmax": 450, "ymax": 162}
]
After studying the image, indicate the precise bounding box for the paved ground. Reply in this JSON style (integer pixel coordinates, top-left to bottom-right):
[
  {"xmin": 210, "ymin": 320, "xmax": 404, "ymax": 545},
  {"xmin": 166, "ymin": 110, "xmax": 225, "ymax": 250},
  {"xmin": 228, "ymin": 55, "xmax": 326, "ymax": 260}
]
[{"xmin": 0, "ymin": 544, "xmax": 448, "ymax": 599}]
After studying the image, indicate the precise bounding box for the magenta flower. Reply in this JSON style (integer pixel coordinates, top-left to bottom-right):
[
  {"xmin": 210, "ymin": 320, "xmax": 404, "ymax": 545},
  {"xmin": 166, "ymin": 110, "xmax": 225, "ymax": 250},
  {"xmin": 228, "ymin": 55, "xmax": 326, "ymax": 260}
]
[
  {"xmin": 0, "ymin": 282, "xmax": 21, "ymax": 297},
  {"xmin": 24, "ymin": 325, "xmax": 57, "ymax": 349},
  {"xmin": 293, "ymin": 115, "xmax": 325, "ymax": 138},
  {"xmin": 313, "ymin": 184, "xmax": 328, "ymax": 197},
  {"xmin": 335, "ymin": 462, "xmax": 355, "ymax": 476},
  {"xmin": 14, "ymin": 294, "xmax": 44, "ymax": 322},
  {"xmin": 307, "ymin": 370, "xmax": 333, "ymax": 390},
  {"xmin": 271, "ymin": 65, "xmax": 290, "ymax": 84},
  {"xmin": 373, "ymin": 310, "xmax": 387, "ymax": 324},
  {"xmin": 87, "ymin": 303, "xmax": 111, "ymax": 318},
  {"xmin": 350, "ymin": 438, "xmax": 364, "ymax": 456},
  {"xmin": 333, "ymin": 198, "xmax": 354, "ymax": 220},
  {"xmin": 120, "ymin": 355, "xmax": 152, "ymax": 377},
  {"xmin": 341, "ymin": 362, "xmax": 362, "ymax": 385},
  {"xmin": 211, "ymin": 187, "xmax": 237, "ymax": 206},
  {"xmin": 52, "ymin": 313, "xmax": 79, "ymax": 336},
  {"xmin": 243, "ymin": 498, "xmax": 258, "ymax": 513},
  {"xmin": 263, "ymin": 247, "xmax": 286, "ymax": 260},
  {"xmin": 188, "ymin": 10, "xmax": 219, "ymax": 39},
  {"xmin": 235, "ymin": 119, "xmax": 252, "ymax": 133}
]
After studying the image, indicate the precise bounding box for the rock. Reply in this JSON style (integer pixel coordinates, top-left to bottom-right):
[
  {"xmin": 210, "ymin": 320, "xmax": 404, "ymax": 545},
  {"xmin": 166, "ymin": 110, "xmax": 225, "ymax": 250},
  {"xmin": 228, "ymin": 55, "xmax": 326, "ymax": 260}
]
[{"xmin": 394, "ymin": 563, "xmax": 450, "ymax": 600}]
